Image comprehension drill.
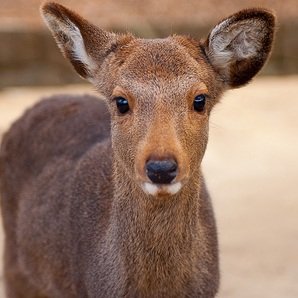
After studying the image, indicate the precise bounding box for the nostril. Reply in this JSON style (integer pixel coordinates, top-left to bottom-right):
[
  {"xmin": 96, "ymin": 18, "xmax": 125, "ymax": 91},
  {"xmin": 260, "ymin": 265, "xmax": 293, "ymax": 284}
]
[
  {"xmin": 146, "ymin": 159, "xmax": 178, "ymax": 184},
  {"xmin": 146, "ymin": 160, "xmax": 177, "ymax": 173}
]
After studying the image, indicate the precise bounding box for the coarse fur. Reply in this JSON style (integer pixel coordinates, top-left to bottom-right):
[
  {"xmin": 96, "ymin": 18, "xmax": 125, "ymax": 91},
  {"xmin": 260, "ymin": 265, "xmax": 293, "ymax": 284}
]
[{"xmin": 0, "ymin": 2, "xmax": 275, "ymax": 298}]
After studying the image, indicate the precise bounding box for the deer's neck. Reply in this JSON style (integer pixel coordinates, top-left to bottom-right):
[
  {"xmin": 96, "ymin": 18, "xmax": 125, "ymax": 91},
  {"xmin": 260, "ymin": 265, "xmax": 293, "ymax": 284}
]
[{"xmin": 106, "ymin": 162, "xmax": 206, "ymax": 296}]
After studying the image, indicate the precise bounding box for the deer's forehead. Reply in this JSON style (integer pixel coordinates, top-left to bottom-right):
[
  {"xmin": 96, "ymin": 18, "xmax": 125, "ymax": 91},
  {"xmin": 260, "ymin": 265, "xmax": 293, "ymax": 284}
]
[
  {"xmin": 115, "ymin": 39, "xmax": 211, "ymax": 97},
  {"xmin": 116, "ymin": 75, "xmax": 206, "ymax": 101},
  {"xmin": 120, "ymin": 38, "xmax": 206, "ymax": 79}
]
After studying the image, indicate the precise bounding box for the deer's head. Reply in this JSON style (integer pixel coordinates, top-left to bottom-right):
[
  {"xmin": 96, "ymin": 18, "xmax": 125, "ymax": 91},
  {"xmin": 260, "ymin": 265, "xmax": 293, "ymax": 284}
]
[{"xmin": 42, "ymin": 2, "xmax": 275, "ymax": 197}]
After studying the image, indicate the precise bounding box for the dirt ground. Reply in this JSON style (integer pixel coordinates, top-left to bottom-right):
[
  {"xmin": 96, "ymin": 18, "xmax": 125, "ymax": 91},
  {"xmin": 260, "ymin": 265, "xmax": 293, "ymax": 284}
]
[{"xmin": 0, "ymin": 76, "xmax": 297, "ymax": 297}]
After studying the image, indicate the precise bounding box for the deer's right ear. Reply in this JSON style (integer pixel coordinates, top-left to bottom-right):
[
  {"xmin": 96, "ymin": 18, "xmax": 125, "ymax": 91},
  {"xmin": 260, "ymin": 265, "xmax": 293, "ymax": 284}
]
[
  {"xmin": 202, "ymin": 9, "xmax": 275, "ymax": 88},
  {"xmin": 41, "ymin": 2, "xmax": 118, "ymax": 81}
]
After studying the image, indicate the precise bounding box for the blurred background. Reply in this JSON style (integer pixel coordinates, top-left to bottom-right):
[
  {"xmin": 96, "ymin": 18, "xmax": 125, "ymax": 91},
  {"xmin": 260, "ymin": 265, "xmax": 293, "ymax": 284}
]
[
  {"xmin": 1, "ymin": 0, "xmax": 298, "ymax": 87},
  {"xmin": 0, "ymin": 0, "xmax": 298, "ymax": 297}
]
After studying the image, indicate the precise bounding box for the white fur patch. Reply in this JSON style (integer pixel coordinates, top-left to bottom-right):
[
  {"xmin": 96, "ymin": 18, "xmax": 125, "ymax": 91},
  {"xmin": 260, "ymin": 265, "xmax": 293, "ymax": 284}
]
[
  {"xmin": 167, "ymin": 182, "xmax": 182, "ymax": 195},
  {"xmin": 66, "ymin": 21, "xmax": 97, "ymax": 72},
  {"xmin": 142, "ymin": 182, "xmax": 182, "ymax": 196},
  {"xmin": 143, "ymin": 182, "xmax": 159, "ymax": 196}
]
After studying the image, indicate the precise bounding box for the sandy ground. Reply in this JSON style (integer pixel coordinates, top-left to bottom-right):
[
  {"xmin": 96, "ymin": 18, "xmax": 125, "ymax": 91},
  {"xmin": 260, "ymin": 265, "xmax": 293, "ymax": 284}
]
[{"xmin": 0, "ymin": 76, "xmax": 297, "ymax": 297}]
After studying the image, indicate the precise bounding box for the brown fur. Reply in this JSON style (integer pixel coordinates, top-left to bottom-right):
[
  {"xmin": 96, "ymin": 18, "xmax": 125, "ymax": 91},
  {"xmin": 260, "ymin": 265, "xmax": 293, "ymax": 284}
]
[{"xmin": 0, "ymin": 2, "xmax": 275, "ymax": 297}]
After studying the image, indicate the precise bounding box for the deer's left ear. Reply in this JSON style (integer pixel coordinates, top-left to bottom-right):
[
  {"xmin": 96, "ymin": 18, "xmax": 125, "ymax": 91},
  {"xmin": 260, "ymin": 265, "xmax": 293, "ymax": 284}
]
[
  {"xmin": 202, "ymin": 9, "xmax": 275, "ymax": 88},
  {"xmin": 41, "ymin": 2, "xmax": 133, "ymax": 81}
]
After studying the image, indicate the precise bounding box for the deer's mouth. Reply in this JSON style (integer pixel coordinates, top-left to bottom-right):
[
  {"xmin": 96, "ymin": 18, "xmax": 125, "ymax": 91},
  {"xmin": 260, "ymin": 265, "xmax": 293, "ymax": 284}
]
[
  {"xmin": 141, "ymin": 181, "xmax": 182, "ymax": 196},
  {"xmin": 135, "ymin": 155, "xmax": 189, "ymax": 197}
]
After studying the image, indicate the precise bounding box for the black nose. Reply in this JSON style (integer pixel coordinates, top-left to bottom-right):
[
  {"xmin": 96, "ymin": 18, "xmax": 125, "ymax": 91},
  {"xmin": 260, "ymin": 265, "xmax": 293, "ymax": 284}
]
[{"xmin": 146, "ymin": 159, "xmax": 178, "ymax": 184}]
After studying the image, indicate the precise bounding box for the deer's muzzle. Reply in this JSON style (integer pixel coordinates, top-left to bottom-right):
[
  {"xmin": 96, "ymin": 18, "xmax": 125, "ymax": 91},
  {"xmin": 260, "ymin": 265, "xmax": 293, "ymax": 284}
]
[{"xmin": 146, "ymin": 159, "xmax": 177, "ymax": 184}]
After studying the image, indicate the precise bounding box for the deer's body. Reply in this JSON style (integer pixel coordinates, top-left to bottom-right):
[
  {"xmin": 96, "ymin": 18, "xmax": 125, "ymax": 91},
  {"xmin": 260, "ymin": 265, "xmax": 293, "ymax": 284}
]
[
  {"xmin": 0, "ymin": 2, "xmax": 275, "ymax": 298},
  {"xmin": 1, "ymin": 95, "xmax": 217, "ymax": 297}
]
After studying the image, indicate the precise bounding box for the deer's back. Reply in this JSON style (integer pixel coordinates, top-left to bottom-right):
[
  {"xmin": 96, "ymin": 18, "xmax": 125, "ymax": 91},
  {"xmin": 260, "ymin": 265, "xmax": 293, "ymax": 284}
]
[
  {"xmin": 0, "ymin": 94, "xmax": 112, "ymax": 296},
  {"xmin": 1, "ymin": 94, "xmax": 109, "ymax": 180},
  {"xmin": 0, "ymin": 94, "xmax": 111, "ymax": 198}
]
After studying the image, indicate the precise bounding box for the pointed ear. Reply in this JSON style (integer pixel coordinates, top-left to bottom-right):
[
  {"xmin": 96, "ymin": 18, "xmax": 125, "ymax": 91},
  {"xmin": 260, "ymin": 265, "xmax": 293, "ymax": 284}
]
[
  {"xmin": 202, "ymin": 9, "xmax": 275, "ymax": 88},
  {"xmin": 41, "ymin": 2, "xmax": 120, "ymax": 81}
]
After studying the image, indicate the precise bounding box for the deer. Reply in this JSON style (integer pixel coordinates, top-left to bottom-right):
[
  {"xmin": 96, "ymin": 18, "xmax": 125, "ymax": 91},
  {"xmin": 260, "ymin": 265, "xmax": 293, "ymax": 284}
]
[{"xmin": 0, "ymin": 2, "xmax": 275, "ymax": 297}]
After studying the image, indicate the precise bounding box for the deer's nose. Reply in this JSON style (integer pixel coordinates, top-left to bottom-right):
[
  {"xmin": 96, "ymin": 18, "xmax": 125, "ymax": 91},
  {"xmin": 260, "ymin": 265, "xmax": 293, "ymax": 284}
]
[{"xmin": 146, "ymin": 159, "xmax": 178, "ymax": 184}]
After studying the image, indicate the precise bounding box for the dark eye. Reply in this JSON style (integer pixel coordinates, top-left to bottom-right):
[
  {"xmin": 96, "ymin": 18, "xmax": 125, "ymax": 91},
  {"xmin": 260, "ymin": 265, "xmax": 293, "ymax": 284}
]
[
  {"xmin": 193, "ymin": 94, "xmax": 206, "ymax": 112},
  {"xmin": 115, "ymin": 97, "xmax": 130, "ymax": 114}
]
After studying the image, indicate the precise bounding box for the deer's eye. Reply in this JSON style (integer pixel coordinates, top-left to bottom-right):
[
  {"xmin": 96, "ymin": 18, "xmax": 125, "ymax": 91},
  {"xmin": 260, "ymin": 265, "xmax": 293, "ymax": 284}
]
[
  {"xmin": 193, "ymin": 94, "xmax": 206, "ymax": 112},
  {"xmin": 115, "ymin": 97, "xmax": 130, "ymax": 114}
]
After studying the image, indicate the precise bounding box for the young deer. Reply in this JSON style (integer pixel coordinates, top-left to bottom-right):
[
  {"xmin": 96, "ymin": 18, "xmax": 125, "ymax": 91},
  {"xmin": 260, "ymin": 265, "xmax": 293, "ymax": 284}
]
[{"xmin": 0, "ymin": 2, "xmax": 275, "ymax": 297}]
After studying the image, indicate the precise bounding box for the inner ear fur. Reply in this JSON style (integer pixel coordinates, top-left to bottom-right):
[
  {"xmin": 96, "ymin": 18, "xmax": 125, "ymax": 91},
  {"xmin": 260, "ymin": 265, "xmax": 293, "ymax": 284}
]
[
  {"xmin": 41, "ymin": 2, "xmax": 132, "ymax": 79},
  {"xmin": 202, "ymin": 8, "xmax": 275, "ymax": 88}
]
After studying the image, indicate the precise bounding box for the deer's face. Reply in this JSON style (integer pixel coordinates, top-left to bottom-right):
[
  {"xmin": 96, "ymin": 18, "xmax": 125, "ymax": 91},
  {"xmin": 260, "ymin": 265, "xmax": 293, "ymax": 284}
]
[
  {"xmin": 105, "ymin": 38, "xmax": 223, "ymax": 196},
  {"xmin": 42, "ymin": 2, "xmax": 275, "ymax": 196}
]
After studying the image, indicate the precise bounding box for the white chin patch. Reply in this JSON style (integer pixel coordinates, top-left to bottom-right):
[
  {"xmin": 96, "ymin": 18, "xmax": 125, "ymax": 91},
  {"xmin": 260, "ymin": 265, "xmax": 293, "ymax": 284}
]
[{"xmin": 142, "ymin": 182, "xmax": 182, "ymax": 196}]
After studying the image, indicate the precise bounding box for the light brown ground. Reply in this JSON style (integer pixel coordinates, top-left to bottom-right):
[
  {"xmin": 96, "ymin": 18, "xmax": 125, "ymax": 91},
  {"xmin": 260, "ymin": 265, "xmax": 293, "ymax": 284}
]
[{"xmin": 0, "ymin": 76, "xmax": 297, "ymax": 297}]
